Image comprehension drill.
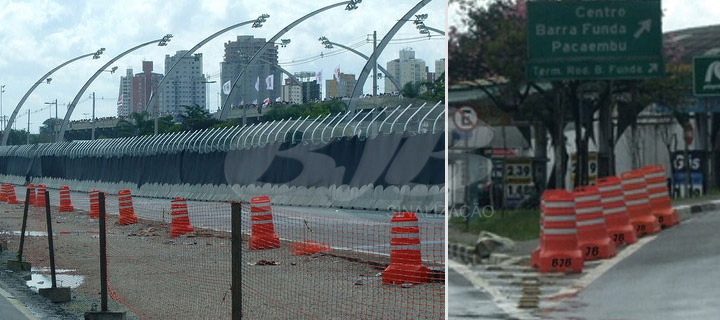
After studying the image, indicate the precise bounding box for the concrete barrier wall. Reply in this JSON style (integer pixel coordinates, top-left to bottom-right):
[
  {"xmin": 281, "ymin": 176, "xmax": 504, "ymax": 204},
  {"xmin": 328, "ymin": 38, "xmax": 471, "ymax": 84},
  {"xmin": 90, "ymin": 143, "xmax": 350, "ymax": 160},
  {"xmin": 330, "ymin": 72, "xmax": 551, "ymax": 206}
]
[{"xmin": 1, "ymin": 174, "xmax": 444, "ymax": 213}]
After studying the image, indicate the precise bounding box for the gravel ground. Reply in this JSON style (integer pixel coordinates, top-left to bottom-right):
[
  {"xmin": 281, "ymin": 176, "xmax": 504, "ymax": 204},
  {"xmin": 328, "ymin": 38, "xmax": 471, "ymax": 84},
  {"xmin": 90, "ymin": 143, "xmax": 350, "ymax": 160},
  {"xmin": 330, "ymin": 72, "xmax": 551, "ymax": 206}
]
[{"xmin": 0, "ymin": 199, "xmax": 444, "ymax": 319}]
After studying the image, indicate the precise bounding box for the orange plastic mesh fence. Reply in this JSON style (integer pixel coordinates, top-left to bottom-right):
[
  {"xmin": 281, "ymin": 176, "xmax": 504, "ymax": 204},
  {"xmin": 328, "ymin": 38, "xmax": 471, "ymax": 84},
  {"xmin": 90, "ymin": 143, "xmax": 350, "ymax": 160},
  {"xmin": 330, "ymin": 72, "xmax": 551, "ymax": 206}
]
[{"xmin": 2, "ymin": 186, "xmax": 445, "ymax": 319}]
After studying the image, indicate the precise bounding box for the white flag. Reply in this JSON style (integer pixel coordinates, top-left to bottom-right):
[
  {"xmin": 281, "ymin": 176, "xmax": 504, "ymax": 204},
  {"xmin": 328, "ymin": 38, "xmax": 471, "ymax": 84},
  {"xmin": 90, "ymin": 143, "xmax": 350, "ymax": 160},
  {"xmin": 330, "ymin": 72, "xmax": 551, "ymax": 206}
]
[
  {"xmin": 275, "ymin": 96, "xmax": 282, "ymax": 102},
  {"xmin": 252, "ymin": 99, "xmax": 257, "ymax": 105},
  {"xmin": 335, "ymin": 66, "xmax": 341, "ymax": 83},
  {"xmin": 263, "ymin": 97, "xmax": 270, "ymax": 107},
  {"xmin": 255, "ymin": 77, "xmax": 259, "ymax": 91},
  {"xmin": 265, "ymin": 74, "xmax": 274, "ymax": 90},
  {"xmin": 222, "ymin": 80, "xmax": 231, "ymax": 95}
]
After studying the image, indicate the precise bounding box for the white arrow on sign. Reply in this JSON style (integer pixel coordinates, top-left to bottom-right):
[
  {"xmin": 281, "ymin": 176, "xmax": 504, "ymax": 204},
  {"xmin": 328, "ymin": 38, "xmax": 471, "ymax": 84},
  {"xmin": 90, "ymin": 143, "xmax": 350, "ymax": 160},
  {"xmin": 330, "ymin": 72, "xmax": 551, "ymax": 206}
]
[
  {"xmin": 634, "ymin": 19, "xmax": 652, "ymax": 39},
  {"xmin": 648, "ymin": 63, "xmax": 659, "ymax": 73}
]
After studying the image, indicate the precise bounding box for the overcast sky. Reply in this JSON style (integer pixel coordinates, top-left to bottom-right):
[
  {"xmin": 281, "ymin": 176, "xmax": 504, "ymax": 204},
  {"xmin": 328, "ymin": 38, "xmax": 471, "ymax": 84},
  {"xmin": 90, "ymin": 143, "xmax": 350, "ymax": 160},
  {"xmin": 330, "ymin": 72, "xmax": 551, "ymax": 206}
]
[
  {"xmin": 450, "ymin": 0, "xmax": 720, "ymax": 33},
  {"xmin": 0, "ymin": 0, "xmax": 445, "ymax": 133}
]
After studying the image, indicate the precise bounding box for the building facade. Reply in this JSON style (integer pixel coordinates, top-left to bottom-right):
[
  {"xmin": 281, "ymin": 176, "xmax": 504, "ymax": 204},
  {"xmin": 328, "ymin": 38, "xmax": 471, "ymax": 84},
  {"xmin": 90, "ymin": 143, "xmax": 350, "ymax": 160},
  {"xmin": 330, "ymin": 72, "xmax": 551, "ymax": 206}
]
[
  {"xmin": 325, "ymin": 73, "xmax": 357, "ymax": 99},
  {"xmin": 117, "ymin": 68, "xmax": 133, "ymax": 117},
  {"xmin": 301, "ymin": 80, "xmax": 320, "ymax": 103},
  {"xmin": 384, "ymin": 48, "xmax": 427, "ymax": 94},
  {"xmin": 282, "ymin": 78, "xmax": 302, "ymax": 104},
  {"xmin": 221, "ymin": 35, "xmax": 281, "ymax": 107},
  {"xmin": 160, "ymin": 50, "xmax": 207, "ymax": 115},
  {"xmin": 435, "ymin": 58, "xmax": 445, "ymax": 79},
  {"xmin": 131, "ymin": 61, "xmax": 162, "ymax": 114}
]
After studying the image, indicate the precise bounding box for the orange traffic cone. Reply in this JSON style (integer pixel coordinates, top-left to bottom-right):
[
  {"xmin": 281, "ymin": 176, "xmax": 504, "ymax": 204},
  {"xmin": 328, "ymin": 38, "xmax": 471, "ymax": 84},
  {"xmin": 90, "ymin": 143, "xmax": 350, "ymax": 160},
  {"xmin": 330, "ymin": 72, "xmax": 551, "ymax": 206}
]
[
  {"xmin": 573, "ymin": 186, "xmax": 616, "ymax": 260},
  {"xmin": 383, "ymin": 212, "xmax": 429, "ymax": 284},
  {"xmin": 118, "ymin": 189, "xmax": 138, "ymax": 225},
  {"xmin": 621, "ymin": 170, "xmax": 661, "ymax": 236},
  {"xmin": 89, "ymin": 190, "xmax": 100, "ymax": 219},
  {"xmin": 642, "ymin": 165, "xmax": 679, "ymax": 228},
  {"xmin": 597, "ymin": 176, "xmax": 637, "ymax": 246},
  {"xmin": 249, "ymin": 196, "xmax": 280, "ymax": 250},
  {"xmin": 26, "ymin": 184, "xmax": 35, "ymax": 206},
  {"xmin": 5, "ymin": 184, "xmax": 19, "ymax": 205},
  {"xmin": 170, "ymin": 198, "xmax": 193, "ymax": 237},
  {"xmin": 0, "ymin": 184, "xmax": 8, "ymax": 202},
  {"xmin": 34, "ymin": 185, "xmax": 47, "ymax": 207},
  {"xmin": 534, "ymin": 190, "xmax": 584, "ymax": 273},
  {"xmin": 59, "ymin": 186, "xmax": 74, "ymax": 212}
]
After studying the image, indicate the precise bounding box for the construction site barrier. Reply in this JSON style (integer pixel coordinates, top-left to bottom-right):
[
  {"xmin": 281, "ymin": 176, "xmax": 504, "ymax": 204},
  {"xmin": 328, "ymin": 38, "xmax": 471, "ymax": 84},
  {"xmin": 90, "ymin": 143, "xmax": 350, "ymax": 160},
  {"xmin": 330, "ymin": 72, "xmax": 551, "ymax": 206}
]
[
  {"xmin": 621, "ymin": 170, "xmax": 661, "ymax": 236},
  {"xmin": 117, "ymin": 190, "xmax": 137, "ymax": 225},
  {"xmin": 642, "ymin": 165, "xmax": 679, "ymax": 227},
  {"xmin": 59, "ymin": 186, "xmax": 74, "ymax": 212},
  {"xmin": 0, "ymin": 184, "xmax": 444, "ymax": 319},
  {"xmin": 596, "ymin": 176, "xmax": 637, "ymax": 246},
  {"xmin": 533, "ymin": 190, "xmax": 584, "ymax": 273},
  {"xmin": 34, "ymin": 184, "xmax": 47, "ymax": 208},
  {"xmin": 573, "ymin": 186, "xmax": 616, "ymax": 260}
]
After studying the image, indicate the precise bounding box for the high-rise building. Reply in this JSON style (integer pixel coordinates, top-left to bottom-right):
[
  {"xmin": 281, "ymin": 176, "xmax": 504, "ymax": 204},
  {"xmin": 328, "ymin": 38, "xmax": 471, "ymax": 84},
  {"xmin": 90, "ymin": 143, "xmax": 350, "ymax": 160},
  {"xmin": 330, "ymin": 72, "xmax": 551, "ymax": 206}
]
[
  {"xmin": 221, "ymin": 35, "xmax": 281, "ymax": 107},
  {"xmin": 325, "ymin": 73, "xmax": 357, "ymax": 99},
  {"xmin": 160, "ymin": 50, "xmax": 207, "ymax": 115},
  {"xmin": 282, "ymin": 78, "xmax": 302, "ymax": 104},
  {"xmin": 117, "ymin": 68, "xmax": 133, "ymax": 117},
  {"xmin": 384, "ymin": 48, "xmax": 427, "ymax": 94},
  {"xmin": 301, "ymin": 80, "xmax": 320, "ymax": 103},
  {"xmin": 131, "ymin": 61, "xmax": 163, "ymax": 114},
  {"xmin": 435, "ymin": 58, "xmax": 445, "ymax": 79}
]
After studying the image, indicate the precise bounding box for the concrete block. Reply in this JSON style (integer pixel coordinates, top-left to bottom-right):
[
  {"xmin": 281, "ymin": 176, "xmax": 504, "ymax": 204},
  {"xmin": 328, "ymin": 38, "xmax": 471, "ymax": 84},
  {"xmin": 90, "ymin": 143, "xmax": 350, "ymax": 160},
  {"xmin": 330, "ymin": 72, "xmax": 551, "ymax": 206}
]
[
  {"xmin": 7, "ymin": 260, "xmax": 31, "ymax": 272},
  {"xmin": 39, "ymin": 287, "xmax": 72, "ymax": 303}
]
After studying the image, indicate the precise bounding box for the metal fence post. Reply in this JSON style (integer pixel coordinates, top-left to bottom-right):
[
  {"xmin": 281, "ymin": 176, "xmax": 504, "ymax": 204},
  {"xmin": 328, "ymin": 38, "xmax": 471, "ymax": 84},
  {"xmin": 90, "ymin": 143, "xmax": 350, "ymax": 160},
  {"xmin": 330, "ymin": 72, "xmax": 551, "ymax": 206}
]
[
  {"xmin": 231, "ymin": 201, "xmax": 243, "ymax": 320},
  {"xmin": 38, "ymin": 189, "xmax": 71, "ymax": 302},
  {"xmin": 8, "ymin": 188, "xmax": 32, "ymax": 271}
]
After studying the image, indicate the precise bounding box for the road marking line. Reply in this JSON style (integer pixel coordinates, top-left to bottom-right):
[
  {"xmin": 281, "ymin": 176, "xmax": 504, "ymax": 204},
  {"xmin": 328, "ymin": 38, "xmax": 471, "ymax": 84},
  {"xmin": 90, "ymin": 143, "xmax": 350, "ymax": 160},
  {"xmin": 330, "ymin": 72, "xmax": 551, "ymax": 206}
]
[{"xmin": 449, "ymin": 259, "xmax": 535, "ymax": 320}]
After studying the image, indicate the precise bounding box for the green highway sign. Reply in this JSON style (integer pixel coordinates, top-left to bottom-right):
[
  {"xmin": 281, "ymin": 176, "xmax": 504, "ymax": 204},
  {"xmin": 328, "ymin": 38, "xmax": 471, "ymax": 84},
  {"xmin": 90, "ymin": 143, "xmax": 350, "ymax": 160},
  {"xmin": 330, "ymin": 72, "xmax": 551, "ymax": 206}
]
[
  {"xmin": 693, "ymin": 56, "xmax": 720, "ymax": 96},
  {"xmin": 527, "ymin": 0, "xmax": 664, "ymax": 81}
]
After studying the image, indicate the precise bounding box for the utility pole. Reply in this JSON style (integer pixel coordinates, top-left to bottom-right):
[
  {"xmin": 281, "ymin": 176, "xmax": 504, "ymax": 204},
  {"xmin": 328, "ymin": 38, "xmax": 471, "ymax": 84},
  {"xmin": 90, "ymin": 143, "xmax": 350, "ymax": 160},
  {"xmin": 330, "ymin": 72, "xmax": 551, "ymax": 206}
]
[
  {"xmin": 45, "ymin": 100, "xmax": 58, "ymax": 139},
  {"xmin": 26, "ymin": 109, "xmax": 30, "ymax": 145},
  {"xmin": 92, "ymin": 92, "xmax": 96, "ymax": 140},
  {"xmin": 373, "ymin": 31, "xmax": 377, "ymax": 96},
  {"xmin": 1, "ymin": 84, "xmax": 5, "ymax": 131}
]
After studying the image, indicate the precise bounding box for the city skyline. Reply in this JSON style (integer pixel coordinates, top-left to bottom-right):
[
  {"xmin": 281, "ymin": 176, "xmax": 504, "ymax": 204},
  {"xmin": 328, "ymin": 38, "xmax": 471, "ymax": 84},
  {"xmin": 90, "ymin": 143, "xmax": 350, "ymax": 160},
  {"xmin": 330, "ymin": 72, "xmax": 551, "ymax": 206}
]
[{"xmin": 0, "ymin": 0, "xmax": 445, "ymax": 133}]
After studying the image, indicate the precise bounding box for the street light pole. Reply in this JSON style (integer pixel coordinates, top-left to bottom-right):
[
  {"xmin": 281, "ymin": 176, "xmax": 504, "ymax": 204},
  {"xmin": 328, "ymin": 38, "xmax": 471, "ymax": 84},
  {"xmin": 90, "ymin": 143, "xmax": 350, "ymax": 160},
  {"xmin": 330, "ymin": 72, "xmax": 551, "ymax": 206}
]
[
  {"xmin": 2, "ymin": 49, "xmax": 104, "ymax": 146},
  {"xmin": 26, "ymin": 109, "xmax": 30, "ymax": 145},
  {"xmin": 373, "ymin": 31, "xmax": 377, "ymax": 96},
  {"xmin": 57, "ymin": 35, "xmax": 172, "ymax": 142},
  {"xmin": 92, "ymin": 92, "xmax": 96, "ymax": 140}
]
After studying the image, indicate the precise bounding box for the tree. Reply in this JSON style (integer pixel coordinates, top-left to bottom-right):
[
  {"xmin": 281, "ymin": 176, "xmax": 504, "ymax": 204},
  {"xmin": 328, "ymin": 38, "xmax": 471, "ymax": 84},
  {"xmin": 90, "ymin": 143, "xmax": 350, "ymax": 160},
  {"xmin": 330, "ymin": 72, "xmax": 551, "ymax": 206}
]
[
  {"xmin": 264, "ymin": 100, "xmax": 346, "ymax": 121},
  {"xmin": 419, "ymin": 73, "xmax": 445, "ymax": 102},
  {"xmin": 451, "ymin": 0, "xmax": 692, "ymax": 189},
  {"xmin": 400, "ymin": 82, "xmax": 421, "ymax": 98},
  {"xmin": 179, "ymin": 104, "xmax": 219, "ymax": 131}
]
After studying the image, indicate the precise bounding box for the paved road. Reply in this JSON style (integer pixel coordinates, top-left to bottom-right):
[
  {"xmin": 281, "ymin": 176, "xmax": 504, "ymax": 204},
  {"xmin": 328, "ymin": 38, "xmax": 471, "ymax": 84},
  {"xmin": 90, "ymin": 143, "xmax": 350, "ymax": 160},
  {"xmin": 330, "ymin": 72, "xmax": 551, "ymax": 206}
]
[
  {"xmin": 548, "ymin": 210, "xmax": 720, "ymax": 319},
  {"xmin": 448, "ymin": 268, "xmax": 514, "ymax": 319}
]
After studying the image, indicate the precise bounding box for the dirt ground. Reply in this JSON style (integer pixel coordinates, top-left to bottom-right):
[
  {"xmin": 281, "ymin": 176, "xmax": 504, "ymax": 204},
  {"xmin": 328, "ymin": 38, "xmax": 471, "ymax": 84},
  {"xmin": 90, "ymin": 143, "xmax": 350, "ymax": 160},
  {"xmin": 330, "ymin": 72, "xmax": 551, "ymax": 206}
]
[{"xmin": 0, "ymin": 199, "xmax": 444, "ymax": 319}]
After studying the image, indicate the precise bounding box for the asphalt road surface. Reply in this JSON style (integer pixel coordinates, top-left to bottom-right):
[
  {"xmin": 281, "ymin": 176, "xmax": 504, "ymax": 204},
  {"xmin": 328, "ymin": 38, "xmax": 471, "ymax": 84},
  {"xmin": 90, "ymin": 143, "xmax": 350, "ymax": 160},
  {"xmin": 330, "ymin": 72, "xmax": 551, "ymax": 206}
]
[
  {"xmin": 548, "ymin": 210, "xmax": 720, "ymax": 319},
  {"xmin": 448, "ymin": 269, "xmax": 513, "ymax": 319}
]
